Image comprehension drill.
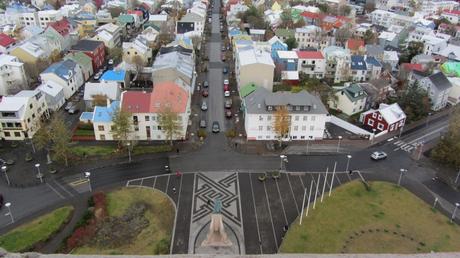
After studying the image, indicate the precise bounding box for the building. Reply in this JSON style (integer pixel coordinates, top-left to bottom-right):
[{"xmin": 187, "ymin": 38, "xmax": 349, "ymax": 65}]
[
  {"xmin": 382, "ymin": 51, "xmax": 399, "ymax": 71},
  {"xmin": 358, "ymin": 79, "xmax": 393, "ymax": 109},
  {"xmin": 441, "ymin": 9, "xmax": 460, "ymax": 24},
  {"xmin": 235, "ymin": 47, "xmax": 275, "ymax": 91},
  {"xmin": 0, "ymin": 33, "xmax": 16, "ymax": 54},
  {"xmin": 37, "ymin": 10, "xmax": 63, "ymax": 29},
  {"xmin": 70, "ymin": 40, "xmax": 105, "ymax": 71},
  {"xmin": 421, "ymin": 35, "xmax": 448, "ymax": 55},
  {"xmin": 275, "ymin": 51, "xmax": 298, "ymax": 71},
  {"xmin": 267, "ymin": 36, "xmax": 288, "ymax": 60},
  {"xmin": 95, "ymin": 23, "xmax": 122, "ymax": 48},
  {"xmin": 350, "ymin": 55, "xmax": 367, "ymax": 82},
  {"xmin": 64, "ymin": 52, "xmax": 94, "ymax": 81},
  {"xmin": 447, "ymin": 77, "xmax": 460, "ymax": 105},
  {"xmin": 176, "ymin": 11, "xmax": 204, "ymax": 36},
  {"xmin": 365, "ymin": 56, "xmax": 383, "ymax": 80},
  {"xmin": 140, "ymin": 26, "xmax": 159, "ymax": 48},
  {"xmin": 243, "ymin": 87, "xmax": 329, "ymax": 141},
  {"xmin": 419, "ymin": 72, "xmax": 453, "ymax": 111},
  {"xmin": 329, "ymin": 84, "xmax": 367, "ymax": 116},
  {"xmin": 0, "ymin": 89, "xmax": 49, "ymax": 140},
  {"xmin": 40, "ymin": 59, "xmax": 84, "ymax": 99},
  {"xmin": 360, "ymin": 103, "xmax": 406, "ymax": 133},
  {"xmin": 122, "ymin": 35, "xmax": 152, "ymax": 65},
  {"xmin": 100, "ymin": 69, "xmax": 129, "ymax": 89},
  {"xmin": 37, "ymin": 80, "xmax": 65, "ymax": 111},
  {"xmin": 152, "ymin": 46, "xmax": 195, "ymax": 91},
  {"xmin": 296, "ymin": 51, "xmax": 325, "ymax": 79},
  {"xmin": 0, "ymin": 54, "xmax": 28, "ymax": 96},
  {"xmin": 275, "ymin": 28, "xmax": 294, "ymax": 42},
  {"xmin": 83, "ymin": 81, "xmax": 121, "ymax": 108},
  {"xmin": 10, "ymin": 41, "xmax": 47, "ymax": 79},
  {"xmin": 323, "ymin": 46, "xmax": 351, "ymax": 83},
  {"xmin": 346, "ymin": 39, "xmax": 365, "ymax": 54},
  {"xmin": 90, "ymin": 100, "xmax": 119, "ymax": 141},
  {"xmin": 295, "ymin": 25, "xmax": 322, "ymax": 49},
  {"xmin": 44, "ymin": 18, "xmax": 72, "ymax": 51}
]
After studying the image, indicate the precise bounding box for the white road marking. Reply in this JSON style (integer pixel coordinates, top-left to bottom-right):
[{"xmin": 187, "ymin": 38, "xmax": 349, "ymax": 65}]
[
  {"xmin": 165, "ymin": 174, "xmax": 170, "ymax": 193},
  {"xmin": 153, "ymin": 176, "xmax": 157, "ymax": 189},
  {"xmin": 286, "ymin": 174, "xmax": 300, "ymax": 214},
  {"xmin": 53, "ymin": 179, "xmax": 74, "ymax": 197},
  {"xmin": 407, "ymin": 125, "xmax": 448, "ymax": 145},
  {"xmin": 394, "ymin": 140, "xmax": 404, "ymax": 146},
  {"xmin": 248, "ymin": 173, "xmax": 263, "ymax": 254},
  {"xmin": 275, "ymin": 179, "xmax": 289, "ymax": 225},
  {"xmin": 263, "ymin": 179, "xmax": 278, "ymax": 250},
  {"xmin": 46, "ymin": 182, "xmax": 65, "ymax": 199},
  {"xmin": 169, "ymin": 174, "xmax": 183, "ymax": 255},
  {"xmin": 298, "ymin": 174, "xmax": 305, "ymax": 189}
]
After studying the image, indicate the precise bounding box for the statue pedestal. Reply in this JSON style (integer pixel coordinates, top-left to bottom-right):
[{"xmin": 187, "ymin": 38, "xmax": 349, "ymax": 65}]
[{"xmin": 201, "ymin": 213, "xmax": 232, "ymax": 247}]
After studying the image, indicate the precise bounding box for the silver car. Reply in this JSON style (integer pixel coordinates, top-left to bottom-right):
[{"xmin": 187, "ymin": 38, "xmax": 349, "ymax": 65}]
[
  {"xmin": 201, "ymin": 101, "xmax": 208, "ymax": 111},
  {"xmin": 371, "ymin": 151, "xmax": 387, "ymax": 160}
]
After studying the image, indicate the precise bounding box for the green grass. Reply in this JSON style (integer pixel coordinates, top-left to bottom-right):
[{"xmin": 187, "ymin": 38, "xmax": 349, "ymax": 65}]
[
  {"xmin": 280, "ymin": 181, "xmax": 460, "ymax": 254},
  {"xmin": 71, "ymin": 145, "xmax": 115, "ymax": 157},
  {"xmin": 0, "ymin": 206, "xmax": 73, "ymax": 252},
  {"xmin": 73, "ymin": 188, "xmax": 175, "ymax": 255},
  {"xmin": 74, "ymin": 129, "xmax": 95, "ymax": 136},
  {"xmin": 132, "ymin": 145, "xmax": 172, "ymax": 155}
]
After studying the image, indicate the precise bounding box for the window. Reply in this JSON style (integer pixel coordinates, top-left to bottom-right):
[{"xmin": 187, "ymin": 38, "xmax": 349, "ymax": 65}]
[
  {"xmin": 310, "ymin": 125, "xmax": 314, "ymax": 131},
  {"xmin": 152, "ymin": 116, "xmax": 156, "ymax": 121},
  {"xmin": 294, "ymin": 126, "xmax": 298, "ymax": 131},
  {"xmin": 368, "ymin": 119, "xmax": 374, "ymax": 126},
  {"xmin": 302, "ymin": 125, "xmax": 306, "ymax": 131},
  {"xmin": 100, "ymin": 134, "xmax": 105, "ymax": 140},
  {"xmin": 98, "ymin": 125, "xmax": 104, "ymax": 131},
  {"xmin": 14, "ymin": 132, "xmax": 20, "ymax": 137},
  {"xmin": 32, "ymin": 114, "xmax": 35, "ymax": 118},
  {"xmin": 295, "ymin": 116, "xmax": 299, "ymax": 121},
  {"xmin": 266, "ymin": 135, "xmax": 271, "ymax": 139},
  {"xmin": 4, "ymin": 132, "xmax": 10, "ymax": 137},
  {"xmin": 267, "ymin": 115, "xmax": 272, "ymax": 121},
  {"xmin": 377, "ymin": 123, "xmax": 384, "ymax": 130},
  {"xmin": 301, "ymin": 136, "xmax": 305, "ymax": 139},
  {"xmin": 311, "ymin": 116, "xmax": 315, "ymax": 121},
  {"xmin": 145, "ymin": 116, "xmax": 150, "ymax": 121},
  {"xmin": 258, "ymin": 126, "xmax": 263, "ymax": 131},
  {"xmin": 372, "ymin": 113, "xmax": 377, "ymax": 118},
  {"xmin": 390, "ymin": 124, "xmax": 394, "ymax": 131},
  {"xmin": 259, "ymin": 115, "xmax": 263, "ymax": 121},
  {"xmin": 29, "ymin": 104, "xmax": 33, "ymax": 109},
  {"xmin": 158, "ymin": 126, "xmax": 161, "ymax": 130},
  {"xmin": 303, "ymin": 116, "xmax": 307, "ymax": 121},
  {"xmin": 267, "ymin": 126, "xmax": 271, "ymax": 131},
  {"xmin": 134, "ymin": 126, "xmax": 139, "ymax": 131},
  {"xmin": 378, "ymin": 115, "xmax": 382, "ymax": 120}
]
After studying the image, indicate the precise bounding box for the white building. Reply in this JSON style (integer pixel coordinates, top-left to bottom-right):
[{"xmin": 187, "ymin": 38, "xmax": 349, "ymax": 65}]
[
  {"xmin": 243, "ymin": 87, "xmax": 329, "ymax": 141},
  {"xmin": 95, "ymin": 23, "xmax": 122, "ymax": 48},
  {"xmin": 38, "ymin": 80, "xmax": 65, "ymax": 111},
  {"xmin": 295, "ymin": 25, "xmax": 322, "ymax": 49},
  {"xmin": 441, "ymin": 9, "xmax": 460, "ymax": 24},
  {"xmin": 407, "ymin": 26, "xmax": 435, "ymax": 42},
  {"xmin": 235, "ymin": 46, "xmax": 275, "ymax": 91},
  {"xmin": 0, "ymin": 54, "xmax": 28, "ymax": 96},
  {"xmin": 421, "ymin": 0, "xmax": 459, "ymax": 16},
  {"xmin": 296, "ymin": 51, "xmax": 325, "ymax": 79},
  {"xmin": 419, "ymin": 72, "xmax": 453, "ymax": 111},
  {"xmin": 40, "ymin": 59, "xmax": 84, "ymax": 99},
  {"xmin": 323, "ymin": 46, "xmax": 351, "ymax": 83},
  {"xmin": 421, "ymin": 35, "xmax": 448, "ymax": 55},
  {"xmin": 328, "ymin": 84, "xmax": 367, "ymax": 116},
  {"xmin": 83, "ymin": 81, "xmax": 121, "ymax": 108},
  {"xmin": 0, "ymin": 89, "xmax": 48, "ymax": 140},
  {"xmin": 37, "ymin": 10, "xmax": 63, "ymax": 29}
]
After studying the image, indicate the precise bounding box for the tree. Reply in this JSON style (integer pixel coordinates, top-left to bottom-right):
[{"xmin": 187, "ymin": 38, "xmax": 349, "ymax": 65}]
[
  {"xmin": 316, "ymin": 3, "xmax": 329, "ymax": 13},
  {"xmin": 108, "ymin": 7, "xmax": 123, "ymax": 18},
  {"xmin": 92, "ymin": 94, "xmax": 108, "ymax": 107},
  {"xmin": 33, "ymin": 122, "xmax": 52, "ymax": 152},
  {"xmin": 285, "ymin": 36, "xmax": 298, "ymax": 50},
  {"xmin": 364, "ymin": 2, "xmax": 376, "ymax": 13},
  {"xmin": 335, "ymin": 27, "xmax": 352, "ymax": 46},
  {"xmin": 272, "ymin": 106, "xmax": 291, "ymax": 146},
  {"xmin": 49, "ymin": 115, "xmax": 72, "ymax": 166},
  {"xmin": 108, "ymin": 47, "xmax": 123, "ymax": 63},
  {"xmin": 399, "ymin": 41, "xmax": 424, "ymax": 64},
  {"xmin": 131, "ymin": 55, "xmax": 145, "ymax": 79},
  {"xmin": 111, "ymin": 107, "xmax": 132, "ymax": 147},
  {"xmin": 50, "ymin": 49, "xmax": 63, "ymax": 63},
  {"xmin": 296, "ymin": 73, "xmax": 336, "ymax": 104},
  {"xmin": 396, "ymin": 81, "xmax": 431, "ymax": 123},
  {"xmin": 338, "ymin": 5, "xmax": 351, "ymax": 16},
  {"xmin": 431, "ymin": 107, "xmax": 460, "ymax": 168},
  {"xmin": 363, "ymin": 29, "xmax": 377, "ymax": 44},
  {"xmin": 158, "ymin": 107, "xmax": 182, "ymax": 145}
]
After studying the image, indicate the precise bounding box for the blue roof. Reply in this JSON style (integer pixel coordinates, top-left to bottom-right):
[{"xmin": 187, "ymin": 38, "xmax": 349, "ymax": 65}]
[
  {"xmin": 101, "ymin": 70, "xmax": 126, "ymax": 81},
  {"xmin": 80, "ymin": 112, "xmax": 94, "ymax": 121},
  {"xmin": 92, "ymin": 101, "xmax": 120, "ymax": 123},
  {"xmin": 229, "ymin": 28, "xmax": 242, "ymax": 37},
  {"xmin": 43, "ymin": 60, "xmax": 77, "ymax": 81},
  {"xmin": 351, "ymin": 55, "xmax": 367, "ymax": 70},
  {"xmin": 365, "ymin": 56, "xmax": 382, "ymax": 67}
]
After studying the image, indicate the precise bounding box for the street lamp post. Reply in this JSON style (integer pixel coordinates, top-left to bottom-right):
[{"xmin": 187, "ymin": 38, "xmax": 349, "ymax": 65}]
[
  {"xmin": 451, "ymin": 202, "xmax": 459, "ymax": 223},
  {"xmin": 454, "ymin": 169, "xmax": 460, "ymax": 184},
  {"xmin": 84, "ymin": 172, "xmax": 92, "ymax": 192},
  {"xmin": 126, "ymin": 142, "xmax": 132, "ymax": 163},
  {"xmin": 345, "ymin": 155, "xmax": 352, "ymax": 172},
  {"xmin": 280, "ymin": 155, "xmax": 288, "ymax": 172},
  {"xmin": 433, "ymin": 197, "xmax": 438, "ymax": 209},
  {"xmin": 4, "ymin": 202, "xmax": 13, "ymax": 223},
  {"xmin": 398, "ymin": 168, "xmax": 407, "ymax": 186},
  {"xmin": 2, "ymin": 166, "xmax": 9, "ymax": 186},
  {"xmin": 371, "ymin": 129, "xmax": 376, "ymax": 144},
  {"xmin": 399, "ymin": 125, "xmax": 404, "ymax": 138},
  {"xmin": 35, "ymin": 163, "xmax": 43, "ymax": 183},
  {"xmin": 425, "ymin": 112, "xmax": 432, "ymax": 132},
  {"xmin": 337, "ymin": 136, "xmax": 342, "ymax": 153}
]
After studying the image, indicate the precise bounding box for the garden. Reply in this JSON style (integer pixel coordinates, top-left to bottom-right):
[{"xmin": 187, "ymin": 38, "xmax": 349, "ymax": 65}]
[{"xmin": 280, "ymin": 181, "xmax": 460, "ymax": 253}]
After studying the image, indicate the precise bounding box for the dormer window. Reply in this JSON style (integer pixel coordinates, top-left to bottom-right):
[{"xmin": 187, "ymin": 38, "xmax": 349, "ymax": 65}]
[{"xmin": 267, "ymin": 106, "xmax": 273, "ymax": 111}]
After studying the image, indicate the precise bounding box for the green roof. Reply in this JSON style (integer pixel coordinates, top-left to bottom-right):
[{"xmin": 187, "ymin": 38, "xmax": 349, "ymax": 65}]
[
  {"xmin": 291, "ymin": 9, "xmax": 302, "ymax": 22},
  {"xmin": 342, "ymin": 84, "xmax": 367, "ymax": 102},
  {"xmin": 275, "ymin": 28, "xmax": 294, "ymax": 38},
  {"xmin": 64, "ymin": 52, "xmax": 92, "ymax": 68},
  {"xmin": 441, "ymin": 62, "xmax": 460, "ymax": 77},
  {"xmin": 118, "ymin": 14, "xmax": 134, "ymax": 23},
  {"xmin": 240, "ymin": 83, "xmax": 258, "ymax": 98}
]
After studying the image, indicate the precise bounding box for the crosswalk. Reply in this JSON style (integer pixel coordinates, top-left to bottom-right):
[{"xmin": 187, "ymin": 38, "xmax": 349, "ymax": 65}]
[{"xmin": 393, "ymin": 140, "xmax": 417, "ymax": 153}]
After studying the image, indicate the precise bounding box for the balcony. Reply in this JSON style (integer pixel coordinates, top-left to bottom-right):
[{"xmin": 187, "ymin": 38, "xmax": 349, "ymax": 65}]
[{"xmin": 301, "ymin": 63, "xmax": 315, "ymax": 68}]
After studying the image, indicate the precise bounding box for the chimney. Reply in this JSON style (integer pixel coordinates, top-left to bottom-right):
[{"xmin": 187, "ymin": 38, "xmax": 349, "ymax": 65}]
[{"xmin": 106, "ymin": 98, "xmax": 111, "ymax": 107}]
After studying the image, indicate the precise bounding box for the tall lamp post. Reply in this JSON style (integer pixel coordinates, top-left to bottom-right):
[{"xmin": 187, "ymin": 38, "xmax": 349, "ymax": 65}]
[
  {"xmin": 345, "ymin": 155, "xmax": 352, "ymax": 172},
  {"xmin": 280, "ymin": 155, "xmax": 288, "ymax": 172},
  {"xmin": 398, "ymin": 168, "xmax": 407, "ymax": 186},
  {"xmin": 4, "ymin": 202, "xmax": 13, "ymax": 224},
  {"xmin": 84, "ymin": 172, "xmax": 92, "ymax": 192},
  {"xmin": 337, "ymin": 136, "xmax": 342, "ymax": 153},
  {"xmin": 2, "ymin": 166, "xmax": 9, "ymax": 186},
  {"xmin": 35, "ymin": 163, "xmax": 43, "ymax": 183},
  {"xmin": 371, "ymin": 129, "xmax": 376, "ymax": 144},
  {"xmin": 126, "ymin": 142, "xmax": 132, "ymax": 163},
  {"xmin": 451, "ymin": 202, "xmax": 459, "ymax": 223}
]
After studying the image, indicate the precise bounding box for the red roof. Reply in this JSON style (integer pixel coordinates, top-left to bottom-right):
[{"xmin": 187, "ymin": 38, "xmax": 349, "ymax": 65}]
[
  {"xmin": 128, "ymin": 10, "xmax": 143, "ymax": 17},
  {"xmin": 301, "ymin": 11, "xmax": 321, "ymax": 19},
  {"xmin": 122, "ymin": 91, "xmax": 152, "ymax": 113},
  {"xmin": 402, "ymin": 63, "xmax": 424, "ymax": 72},
  {"xmin": 48, "ymin": 18, "xmax": 70, "ymax": 37},
  {"xmin": 443, "ymin": 9, "xmax": 460, "ymax": 16},
  {"xmin": 296, "ymin": 51, "xmax": 324, "ymax": 59},
  {"xmin": 150, "ymin": 82, "xmax": 188, "ymax": 113},
  {"xmin": 346, "ymin": 39, "xmax": 365, "ymax": 51},
  {"xmin": 0, "ymin": 33, "xmax": 15, "ymax": 48}
]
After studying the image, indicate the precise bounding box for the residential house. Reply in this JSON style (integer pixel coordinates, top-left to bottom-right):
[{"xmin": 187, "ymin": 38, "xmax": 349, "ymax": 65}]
[
  {"xmin": 74, "ymin": 12, "xmax": 97, "ymax": 38},
  {"xmin": 422, "ymin": 35, "xmax": 448, "ymax": 55},
  {"xmin": 0, "ymin": 33, "xmax": 16, "ymax": 54},
  {"xmin": 140, "ymin": 26, "xmax": 159, "ymax": 48},
  {"xmin": 329, "ymin": 84, "xmax": 367, "ymax": 116},
  {"xmin": 249, "ymin": 29, "xmax": 266, "ymax": 41},
  {"xmin": 95, "ymin": 23, "xmax": 122, "ymax": 48},
  {"xmin": 83, "ymin": 81, "xmax": 121, "ymax": 108},
  {"xmin": 268, "ymin": 36, "xmax": 288, "ymax": 60},
  {"xmin": 360, "ymin": 103, "xmax": 406, "ymax": 133},
  {"xmin": 407, "ymin": 25, "xmax": 435, "ymax": 43},
  {"xmin": 350, "ymin": 55, "xmax": 367, "ymax": 82},
  {"xmin": 243, "ymin": 87, "xmax": 329, "ymax": 141},
  {"xmin": 365, "ymin": 56, "xmax": 382, "ymax": 80},
  {"xmin": 419, "ymin": 72, "xmax": 453, "ymax": 111},
  {"xmin": 100, "ymin": 69, "xmax": 129, "ymax": 89},
  {"xmin": 44, "ymin": 18, "xmax": 72, "ymax": 51},
  {"xmin": 296, "ymin": 50, "xmax": 325, "ymax": 79},
  {"xmin": 90, "ymin": 100, "xmax": 120, "ymax": 141},
  {"xmin": 122, "ymin": 35, "xmax": 152, "ymax": 66},
  {"xmin": 37, "ymin": 80, "xmax": 65, "ymax": 111},
  {"xmin": 70, "ymin": 39, "xmax": 105, "ymax": 71},
  {"xmin": 0, "ymin": 54, "xmax": 28, "ymax": 96},
  {"xmin": 275, "ymin": 51, "xmax": 298, "ymax": 71},
  {"xmin": 40, "ymin": 59, "xmax": 84, "ymax": 99},
  {"xmin": 117, "ymin": 14, "xmax": 135, "ymax": 32},
  {"xmin": 378, "ymin": 31, "xmax": 399, "ymax": 49},
  {"xmin": 358, "ymin": 79, "xmax": 393, "ymax": 109},
  {"xmin": 447, "ymin": 77, "xmax": 460, "ymax": 105},
  {"xmin": 346, "ymin": 39, "xmax": 365, "ymax": 54},
  {"xmin": 10, "ymin": 41, "xmax": 47, "ymax": 79},
  {"xmin": 0, "ymin": 89, "xmax": 48, "ymax": 140},
  {"xmin": 146, "ymin": 14, "xmax": 168, "ymax": 29},
  {"xmin": 176, "ymin": 11, "xmax": 204, "ymax": 36},
  {"xmin": 37, "ymin": 10, "xmax": 63, "ymax": 29},
  {"xmin": 365, "ymin": 44, "xmax": 385, "ymax": 60},
  {"xmin": 323, "ymin": 46, "xmax": 351, "ymax": 83},
  {"xmin": 151, "ymin": 49, "xmax": 195, "ymax": 91},
  {"xmin": 382, "ymin": 51, "xmax": 399, "ymax": 71},
  {"xmin": 295, "ymin": 25, "xmax": 321, "ymax": 49},
  {"xmin": 235, "ymin": 46, "xmax": 275, "ymax": 91},
  {"xmin": 92, "ymin": 30, "xmax": 117, "ymax": 50},
  {"xmin": 440, "ymin": 9, "xmax": 460, "ymax": 24},
  {"xmin": 434, "ymin": 44, "xmax": 460, "ymax": 62},
  {"xmin": 275, "ymin": 28, "xmax": 294, "ymax": 42},
  {"xmin": 64, "ymin": 52, "xmax": 94, "ymax": 81}
]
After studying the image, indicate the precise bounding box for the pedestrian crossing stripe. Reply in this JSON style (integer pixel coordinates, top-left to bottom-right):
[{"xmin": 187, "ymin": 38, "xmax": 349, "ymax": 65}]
[{"xmin": 394, "ymin": 141, "xmax": 404, "ymax": 146}]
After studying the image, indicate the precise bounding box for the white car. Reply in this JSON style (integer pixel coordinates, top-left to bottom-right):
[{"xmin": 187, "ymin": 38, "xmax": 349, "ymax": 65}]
[
  {"xmin": 108, "ymin": 59, "xmax": 114, "ymax": 65},
  {"xmin": 371, "ymin": 151, "xmax": 387, "ymax": 160},
  {"xmin": 224, "ymin": 90, "xmax": 230, "ymax": 97}
]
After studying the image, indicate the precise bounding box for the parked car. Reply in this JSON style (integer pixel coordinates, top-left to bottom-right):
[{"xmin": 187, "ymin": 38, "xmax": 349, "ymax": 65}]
[
  {"xmin": 371, "ymin": 151, "xmax": 387, "ymax": 160},
  {"xmin": 225, "ymin": 110, "xmax": 232, "ymax": 118},
  {"xmin": 223, "ymin": 67, "xmax": 228, "ymax": 74},
  {"xmin": 221, "ymin": 46, "xmax": 226, "ymax": 51},
  {"xmin": 212, "ymin": 121, "xmax": 220, "ymax": 133},
  {"xmin": 200, "ymin": 120, "xmax": 207, "ymax": 128},
  {"xmin": 68, "ymin": 106, "xmax": 79, "ymax": 114},
  {"xmin": 108, "ymin": 59, "xmax": 114, "ymax": 65},
  {"xmin": 224, "ymin": 90, "xmax": 230, "ymax": 97},
  {"xmin": 0, "ymin": 194, "xmax": 3, "ymax": 209},
  {"xmin": 201, "ymin": 101, "xmax": 208, "ymax": 111},
  {"xmin": 221, "ymin": 54, "xmax": 226, "ymax": 61},
  {"xmin": 64, "ymin": 102, "xmax": 74, "ymax": 111},
  {"xmin": 225, "ymin": 99, "xmax": 232, "ymax": 109},
  {"xmin": 223, "ymin": 79, "xmax": 229, "ymax": 86},
  {"xmin": 94, "ymin": 73, "xmax": 101, "ymax": 80},
  {"xmin": 203, "ymin": 81, "xmax": 209, "ymax": 88},
  {"xmin": 202, "ymin": 89, "xmax": 209, "ymax": 97}
]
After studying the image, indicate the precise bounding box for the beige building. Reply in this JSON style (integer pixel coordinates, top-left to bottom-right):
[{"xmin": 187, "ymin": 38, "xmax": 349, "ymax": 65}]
[
  {"xmin": 328, "ymin": 84, "xmax": 367, "ymax": 116},
  {"xmin": 235, "ymin": 46, "xmax": 275, "ymax": 92}
]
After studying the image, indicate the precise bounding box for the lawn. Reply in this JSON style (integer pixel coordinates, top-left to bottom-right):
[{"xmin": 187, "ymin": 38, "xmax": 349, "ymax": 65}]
[
  {"xmin": 280, "ymin": 181, "xmax": 460, "ymax": 254},
  {"xmin": 73, "ymin": 188, "xmax": 175, "ymax": 255},
  {"xmin": 0, "ymin": 206, "xmax": 73, "ymax": 252},
  {"xmin": 71, "ymin": 145, "xmax": 171, "ymax": 158},
  {"xmin": 73, "ymin": 129, "xmax": 95, "ymax": 137},
  {"xmin": 132, "ymin": 145, "xmax": 172, "ymax": 155}
]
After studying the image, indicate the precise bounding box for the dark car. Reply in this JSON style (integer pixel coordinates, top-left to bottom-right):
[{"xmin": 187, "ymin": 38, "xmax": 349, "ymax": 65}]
[
  {"xmin": 225, "ymin": 110, "xmax": 232, "ymax": 118},
  {"xmin": 212, "ymin": 121, "xmax": 220, "ymax": 133},
  {"xmin": 0, "ymin": 194, "xmax": 3, "ymax": 209},
  {"xmin": 203, "ymin": 81, "xmax": 209, "ymax": 88},
  {"xmin": 223, "ymin": 67, "xmax": 228, "ymax": 74},
  {"xmin": 202, "ymin": 89, "xmax": 209, "ymax": 97},
  {"xmin": 68, "ymin": 106, "xmax": 79, "ymax": 114},
  {"xmin": 225, "ymin": 99, "xmax": 232, "ymax": 109}
]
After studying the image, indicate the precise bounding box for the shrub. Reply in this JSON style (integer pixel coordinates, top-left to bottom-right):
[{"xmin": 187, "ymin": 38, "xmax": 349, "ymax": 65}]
[
  {"xmin": 225, "ymin": 129, "xmax": 237, "ymax": 138},
  {"xmin": 197, "ymin": 129, "xmax": 207, "ymax": 138},
  {"xmin": 154, "ymin": 238, "xmax": 170, "ymax": 254}
]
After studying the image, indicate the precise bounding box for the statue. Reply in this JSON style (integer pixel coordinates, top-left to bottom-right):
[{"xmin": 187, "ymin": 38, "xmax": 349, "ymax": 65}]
[{"xmin": 201, "ymin": 198, "xmax": 232, "ymax": 247}]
